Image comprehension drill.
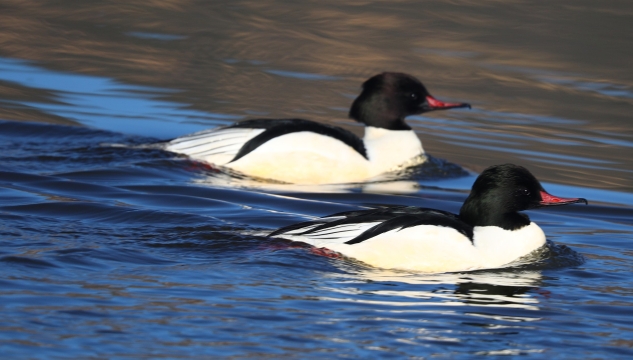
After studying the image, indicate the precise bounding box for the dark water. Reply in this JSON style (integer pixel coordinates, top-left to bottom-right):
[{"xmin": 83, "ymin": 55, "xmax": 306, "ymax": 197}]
[{"xmin": 1, "ymin": 1, "xmax": 633, "ymax": 358}]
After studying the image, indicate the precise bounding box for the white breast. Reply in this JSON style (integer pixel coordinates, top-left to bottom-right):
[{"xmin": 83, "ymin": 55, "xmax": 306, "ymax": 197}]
[
  {"xmin": 472, "ymin": 222, "xmax": 546, "ymax": 269},
  {"xmin": 363, "ymin": 127, "xmax": 425, "ymax": 177}
]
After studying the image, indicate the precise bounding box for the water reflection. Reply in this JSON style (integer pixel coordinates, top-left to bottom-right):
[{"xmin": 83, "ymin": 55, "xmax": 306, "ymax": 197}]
[
  {"xmin": 1, "ymin": 1, "xmax": 633, "ymax": 358},
  {"xmin": 185, "ymin": 158, "xmax": 633, "ymax": 208},
  {"xmin": 126, "ymin": 32, "xmax": 188, "ymax": 41},
  {"xmin": 329, "ymin": 269, "xmax": 544, "ymax": 311},
  {"xmin": 1, "ymin": 1, "xmax": 631, "ymax": 192},
  {"xmin": 187, "ymin": 154, "xmax": 473, "ymax": 194},
  {"xmin": 0, "ymin": 57, "xmax": 241, "ymax": 137}
]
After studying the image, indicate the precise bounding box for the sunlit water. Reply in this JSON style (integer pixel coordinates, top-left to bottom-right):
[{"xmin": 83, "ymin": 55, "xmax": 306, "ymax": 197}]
[{"xmin": 1, "ymin": 1, "xmax": 632, "ymax": 358}]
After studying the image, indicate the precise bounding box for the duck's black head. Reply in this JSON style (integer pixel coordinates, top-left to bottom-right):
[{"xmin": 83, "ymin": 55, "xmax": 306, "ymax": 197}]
[
  {"xmin": 348, "ymin": 72, "xmax": 470, "ymax": 130},
  {"xmin": 459, "ymin": 164, "xmax": 588, "ymax": 230}
]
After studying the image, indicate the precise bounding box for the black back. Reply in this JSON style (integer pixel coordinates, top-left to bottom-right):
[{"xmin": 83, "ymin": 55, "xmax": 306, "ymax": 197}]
[
  {"xmin": 269, "ymin": 205, "xmax": 475, "ymax": 244},
  {"xmin": 226, "ymin": 119, "xmax": 368, "ymax": 162}
]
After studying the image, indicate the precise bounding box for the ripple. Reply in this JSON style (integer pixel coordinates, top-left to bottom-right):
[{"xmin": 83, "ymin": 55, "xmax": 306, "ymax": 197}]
[{"xmin": 264, "ymin": 69, "xmax": 341, "ymax": 81}]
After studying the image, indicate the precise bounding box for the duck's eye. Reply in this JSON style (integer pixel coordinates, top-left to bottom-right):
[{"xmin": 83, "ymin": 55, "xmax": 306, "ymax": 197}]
[
  {"xmin": 410, "ymin": 93, "xmax": 418, "ymax": 100},
  {"xmin": 515, "ymin": 187, "xmax": 531, "ymax": 197}
]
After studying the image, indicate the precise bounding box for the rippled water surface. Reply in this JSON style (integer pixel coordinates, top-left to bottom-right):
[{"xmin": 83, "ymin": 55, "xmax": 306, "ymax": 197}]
[{"xmin": 1, "ymin": 1, "xmax": 632, "ymax": 358}]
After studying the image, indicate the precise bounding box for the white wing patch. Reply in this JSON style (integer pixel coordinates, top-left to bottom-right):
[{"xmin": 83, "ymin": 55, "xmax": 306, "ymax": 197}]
[
  {"xmin": 275, "ymin": 221, "xmax": 382, "ymax": 248},
  {"xmin": 165, "ymin": 128, "xmax": 265, "ymax": 165}
]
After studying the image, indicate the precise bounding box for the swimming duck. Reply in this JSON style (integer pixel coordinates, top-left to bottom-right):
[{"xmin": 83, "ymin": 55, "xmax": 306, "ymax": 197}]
[
  {"xmin": 268, "ymin": 164, "xmax": 587, "ymax": 273},
  {"xmin": 165, "ymin": 72, "xmax": 470, "ymax": 184}
]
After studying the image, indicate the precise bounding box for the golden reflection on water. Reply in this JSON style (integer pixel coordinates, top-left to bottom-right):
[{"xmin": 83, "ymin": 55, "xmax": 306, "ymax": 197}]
[{"xmin": 0, "ymin": 0, "xmax": 631, "ymax": 191}]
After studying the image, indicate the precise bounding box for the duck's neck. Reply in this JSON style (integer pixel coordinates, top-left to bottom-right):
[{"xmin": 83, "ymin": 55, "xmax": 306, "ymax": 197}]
[
  {"xmin": 459, "ymin": 199, "xmax": 531, "ymax": 231},
  {"xmin": 363, "ymin": 126, "xmax": 424, "ymax": 176}
]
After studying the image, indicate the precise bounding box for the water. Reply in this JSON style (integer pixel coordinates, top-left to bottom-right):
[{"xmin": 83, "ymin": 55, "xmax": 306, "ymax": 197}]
[{"xmin": 1, "ymin": 1, "xmax": 632, "ymax": 358}]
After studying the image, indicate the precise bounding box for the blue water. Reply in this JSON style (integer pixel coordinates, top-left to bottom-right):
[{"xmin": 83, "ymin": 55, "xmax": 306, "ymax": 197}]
[
  {"xmin": 1, "ymin": 1, "xmax": 633, "ymax": 358},
  {"xmin": 1, "ymin": 117, "xmax": 632, "ymax": 358}
]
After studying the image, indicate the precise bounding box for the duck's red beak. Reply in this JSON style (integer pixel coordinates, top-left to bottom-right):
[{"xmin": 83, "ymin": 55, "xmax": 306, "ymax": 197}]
[
  {"xmin": 424, "ymin": 95, "xmax": 471, "ymax": 111},
  {"xmin": 539, "ymin": 191, "xmax": 588, "ymax": 206}
]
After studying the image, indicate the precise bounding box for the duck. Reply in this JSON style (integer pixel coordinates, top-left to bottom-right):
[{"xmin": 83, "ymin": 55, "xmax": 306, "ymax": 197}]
[
  {"xmin": 164, "ymin": 72, "xmax": 470, "ymax": 184},
  {"xmin": 268, "ymin": 164, "xmax": 588, "ymax": 273}
]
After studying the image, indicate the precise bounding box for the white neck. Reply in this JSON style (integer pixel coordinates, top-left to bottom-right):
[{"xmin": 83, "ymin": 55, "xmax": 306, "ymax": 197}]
[
  {"xmin": 473, "ymin": 222, "xmax": 547, "ymax": 269},
  {"xmin": 363, "ymin": 126, "xmax": 424, "ymax": 177}
]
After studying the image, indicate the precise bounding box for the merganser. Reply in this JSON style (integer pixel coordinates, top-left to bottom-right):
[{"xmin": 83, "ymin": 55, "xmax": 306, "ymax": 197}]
[
  {"xmin": 268, "ymin": 164, "xmax": 588, "ymax": 273},
  {"xmin": 164, "ymin": 72, "xmax": 470, "ymax": 184}
]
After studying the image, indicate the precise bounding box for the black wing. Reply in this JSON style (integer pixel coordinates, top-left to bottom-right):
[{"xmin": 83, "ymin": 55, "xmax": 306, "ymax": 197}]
[
  {"xmin": 269, "ymin": 205, "xmax": 474, "ymax": 244},
  {"xmin": 227, "ymin": 118, "xmax": 367, "ymax": 162}
]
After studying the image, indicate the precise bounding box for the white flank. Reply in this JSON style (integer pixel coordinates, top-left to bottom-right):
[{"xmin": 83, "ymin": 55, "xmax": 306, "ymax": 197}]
[
  {"xmin": 274, "ymin": 222, "xmax": 546, "ymax": 273},
  {"xmin": 165, "ymin": 125, "xmax": 427, "ymax": 184},
  {"xmin": 225, "ymin": 131, "xmax": 370, "ymax": 184},
  {"xmin": 363, "ymin": 127, "xmax": 425, "ymax": 177},
  {"xmin": 165, "ymin": 128, "xmax": 265, "ymax": 165}
]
